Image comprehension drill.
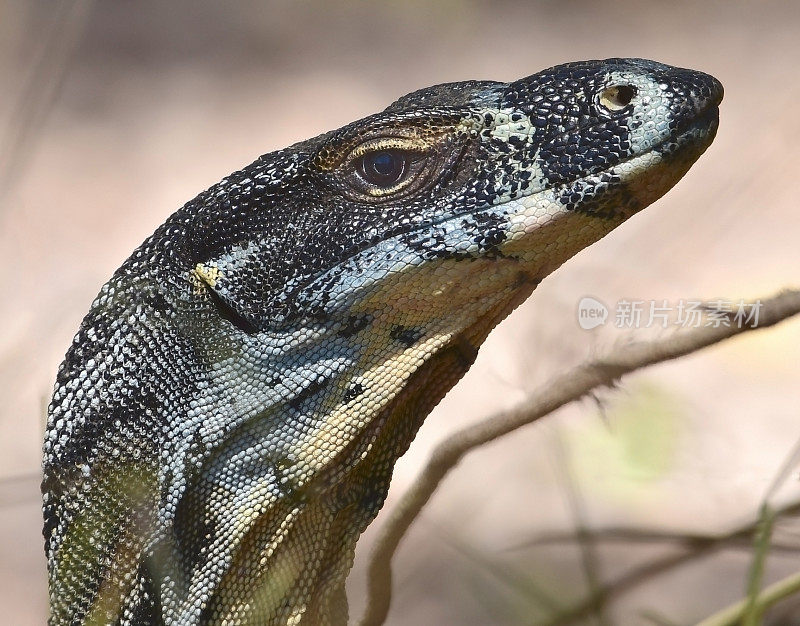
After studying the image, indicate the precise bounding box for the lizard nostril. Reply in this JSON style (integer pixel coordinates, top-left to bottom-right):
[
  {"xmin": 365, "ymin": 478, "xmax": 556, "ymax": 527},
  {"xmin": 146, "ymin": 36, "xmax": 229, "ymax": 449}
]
[{"xmin": 599, "ymin": 84, "xmax": 637, "ymax": 111}]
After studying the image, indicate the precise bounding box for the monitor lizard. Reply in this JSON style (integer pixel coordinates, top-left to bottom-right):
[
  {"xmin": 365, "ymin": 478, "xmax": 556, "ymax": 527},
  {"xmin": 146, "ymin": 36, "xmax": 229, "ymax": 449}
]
[{"xmin": 42, "ymin": 58, "xmax": 722, "ymax": 625}]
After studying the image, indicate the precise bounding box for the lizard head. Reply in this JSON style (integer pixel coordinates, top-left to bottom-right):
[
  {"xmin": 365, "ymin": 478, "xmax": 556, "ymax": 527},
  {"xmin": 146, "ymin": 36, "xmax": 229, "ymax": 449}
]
[
  {"xmin": 193, "ymin": 58, "xmax": 722, "ymax": 337},
  {"xmin": 42, "ymin": 59, "xmax": 722, "ymax": 625},
  {"xmin": 174, "ymin": 60, "xmax": 721, "ymax": 622}
]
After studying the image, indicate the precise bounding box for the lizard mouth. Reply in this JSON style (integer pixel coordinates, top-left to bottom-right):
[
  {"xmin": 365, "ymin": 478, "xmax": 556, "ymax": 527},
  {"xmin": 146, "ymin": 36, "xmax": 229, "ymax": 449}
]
[{"xmin": 663, "ymin": 104, "xmax": 720, "ymax": 154}]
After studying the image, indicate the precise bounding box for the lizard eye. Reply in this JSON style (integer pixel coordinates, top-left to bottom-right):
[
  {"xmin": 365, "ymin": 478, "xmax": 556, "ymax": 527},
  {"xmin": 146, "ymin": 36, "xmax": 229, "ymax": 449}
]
[
  {"xmin": 598, "ymin": 84, "xmax": 637, "ymax": 112},
  {"xmin": 340, "ymin": 139, "xmax": 429, "ymax": 199},
  {"xmin": 358, "ymin": 150, "xmax": 409, "ymax": 188}
]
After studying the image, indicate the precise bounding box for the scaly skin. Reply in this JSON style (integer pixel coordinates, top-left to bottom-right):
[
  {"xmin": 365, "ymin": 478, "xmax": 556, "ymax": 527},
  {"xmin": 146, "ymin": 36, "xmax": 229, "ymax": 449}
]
[{"xmin": 42, "ymin": 58, "xmax": 722, "ymax": 625}]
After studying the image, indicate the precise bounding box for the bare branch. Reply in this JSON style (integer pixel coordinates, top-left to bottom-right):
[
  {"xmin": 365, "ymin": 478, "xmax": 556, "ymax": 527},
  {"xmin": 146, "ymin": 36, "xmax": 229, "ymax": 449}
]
[
  {"xmin": 513, "ymin": 499, "xmax": 800, "ymax": 554},
  {"xmin": 550, "ymin": 429, "xmax": 610, "ymax": 625},
  {"xmin": 358, "ymin": 288, "xmax": 800, "ymax": 626}
]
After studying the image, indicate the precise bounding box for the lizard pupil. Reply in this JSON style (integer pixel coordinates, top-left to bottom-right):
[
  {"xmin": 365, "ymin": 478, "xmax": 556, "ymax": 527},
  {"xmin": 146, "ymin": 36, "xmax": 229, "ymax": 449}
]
[{"xmin": 360, "ymin": 150, "xmax": 407, "ymax": 187}]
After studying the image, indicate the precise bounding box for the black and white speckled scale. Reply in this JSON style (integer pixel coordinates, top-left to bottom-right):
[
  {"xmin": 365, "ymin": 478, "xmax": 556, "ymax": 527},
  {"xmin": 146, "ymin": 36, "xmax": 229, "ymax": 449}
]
[{"xmin": 42, "ymin": 59, "xmax": 722, "ymax": 625}]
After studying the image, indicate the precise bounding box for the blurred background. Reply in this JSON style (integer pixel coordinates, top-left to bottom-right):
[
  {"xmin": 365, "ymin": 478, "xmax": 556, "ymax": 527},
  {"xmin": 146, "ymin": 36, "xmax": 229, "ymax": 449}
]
[{"xmin": 1, "ymin": 1, "xmax": 798, "ymax": 624}]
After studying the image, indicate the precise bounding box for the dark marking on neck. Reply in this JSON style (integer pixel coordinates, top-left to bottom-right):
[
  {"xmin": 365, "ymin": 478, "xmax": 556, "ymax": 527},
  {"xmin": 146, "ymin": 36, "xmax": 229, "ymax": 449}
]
[{"xmin": 389, "ymin": 324, "xmax": 424, "ymax": 347}]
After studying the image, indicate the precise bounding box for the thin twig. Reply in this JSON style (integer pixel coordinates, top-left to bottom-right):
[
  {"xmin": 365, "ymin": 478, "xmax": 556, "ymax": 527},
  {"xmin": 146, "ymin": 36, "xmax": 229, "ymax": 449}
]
[
  {"xmin": 358, "ymin": 289, "xmax": 800, "ymax": 626},
  {"xmin": 638, "ymin": 610, "xmax": 682, "ymax": 626},
  {"xmin": 551, "ymin": 429, "xmax": 609, "ymax": 626},
  {"xmin": 696, "ymin": 571, "xmax": 800, "ymax": 626},
  {"xmin": 527, "ymin": 498, "xmax": 800, "ymax": 626},
  {"xmin": 741, "ymin": 433, "xmax": 800, "ymax": 624},
  {"xmin": 533, "ymin": 539, "xmax": 715, "ymax": 626},
  {"xmin": 512, "ymin": 498, "xmax": 800, "ymax": 553},
  {"xmin": 742, "ymin": 503, "xmax": 776, "ymax": 625},
  {"xmin": 513, "ymin": 526, "xmax": 800, "ymax": 554},
  {"xmin": 529, "ymin": 438, "xmax": 800, "ymax": 626}
]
